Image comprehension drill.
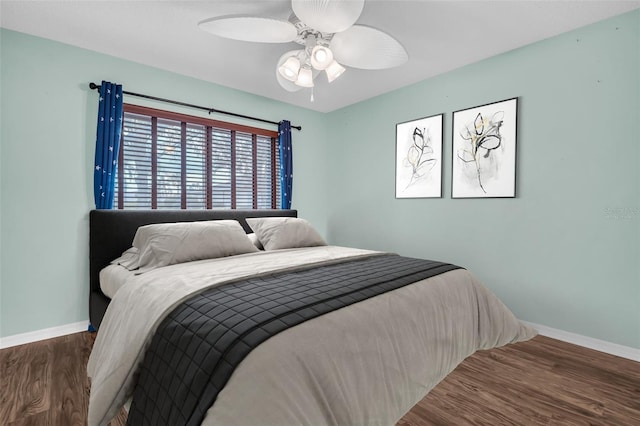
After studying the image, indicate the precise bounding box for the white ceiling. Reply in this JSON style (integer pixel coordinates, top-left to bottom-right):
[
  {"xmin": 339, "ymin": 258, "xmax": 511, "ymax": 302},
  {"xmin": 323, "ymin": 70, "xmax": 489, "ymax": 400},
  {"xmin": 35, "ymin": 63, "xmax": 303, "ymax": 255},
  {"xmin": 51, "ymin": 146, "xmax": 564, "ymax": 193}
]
[{"xmin": 2, "ymin": 0, "xmax": 639, "ymax": 112}]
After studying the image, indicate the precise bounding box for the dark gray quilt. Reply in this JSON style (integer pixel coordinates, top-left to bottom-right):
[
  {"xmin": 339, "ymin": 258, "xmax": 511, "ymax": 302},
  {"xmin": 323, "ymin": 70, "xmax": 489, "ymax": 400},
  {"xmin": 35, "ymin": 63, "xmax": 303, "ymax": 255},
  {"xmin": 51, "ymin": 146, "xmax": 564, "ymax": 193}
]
[{"xmin": 126, "ymin": 254, "xmax": 460, "ymax": 426}]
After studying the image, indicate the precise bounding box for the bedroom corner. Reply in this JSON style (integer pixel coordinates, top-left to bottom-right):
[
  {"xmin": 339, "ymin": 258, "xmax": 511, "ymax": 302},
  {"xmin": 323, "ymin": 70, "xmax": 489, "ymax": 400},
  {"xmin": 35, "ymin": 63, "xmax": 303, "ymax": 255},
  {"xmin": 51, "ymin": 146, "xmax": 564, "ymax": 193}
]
[
  {"xmin": 324, "ymin": 9, "xmax": 640, "ymax": 351},
  {"xmin": 0, "ymin": 28, "xmax": 330, "ymax": 342}
]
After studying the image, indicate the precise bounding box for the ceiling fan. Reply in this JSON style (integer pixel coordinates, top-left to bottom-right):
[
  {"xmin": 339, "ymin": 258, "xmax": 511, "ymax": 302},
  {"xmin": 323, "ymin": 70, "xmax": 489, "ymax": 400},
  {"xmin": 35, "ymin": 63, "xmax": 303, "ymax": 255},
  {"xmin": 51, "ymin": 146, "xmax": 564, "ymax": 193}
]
[{"xmin": 198, "ymin": 0, "xmax": 408, "ymax": 99}]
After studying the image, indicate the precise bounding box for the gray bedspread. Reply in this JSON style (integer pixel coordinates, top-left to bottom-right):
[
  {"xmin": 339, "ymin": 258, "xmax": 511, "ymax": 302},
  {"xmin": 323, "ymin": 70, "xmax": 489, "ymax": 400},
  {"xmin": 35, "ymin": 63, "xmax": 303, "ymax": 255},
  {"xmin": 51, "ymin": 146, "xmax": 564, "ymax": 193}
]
[{"xmin": 127, "ymin": 254, "xmax": 461, "ymax": 425}]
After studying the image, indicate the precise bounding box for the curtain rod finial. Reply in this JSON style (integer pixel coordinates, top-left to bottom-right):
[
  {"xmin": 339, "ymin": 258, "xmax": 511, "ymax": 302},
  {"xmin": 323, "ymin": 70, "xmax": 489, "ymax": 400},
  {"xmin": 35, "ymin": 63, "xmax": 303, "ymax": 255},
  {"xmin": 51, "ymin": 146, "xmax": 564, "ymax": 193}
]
[{"xmin": 89, "ymin": 82, "xmax": 99, "ymax": 90}]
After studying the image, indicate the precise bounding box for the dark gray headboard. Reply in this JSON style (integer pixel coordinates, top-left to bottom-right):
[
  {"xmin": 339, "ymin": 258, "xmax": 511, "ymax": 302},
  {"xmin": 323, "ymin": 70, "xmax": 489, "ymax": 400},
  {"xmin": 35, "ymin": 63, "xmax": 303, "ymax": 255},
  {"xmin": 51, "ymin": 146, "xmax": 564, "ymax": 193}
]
[{"xmin": 89, "ymin": 209, "xmax": 298, "ymax": 329}]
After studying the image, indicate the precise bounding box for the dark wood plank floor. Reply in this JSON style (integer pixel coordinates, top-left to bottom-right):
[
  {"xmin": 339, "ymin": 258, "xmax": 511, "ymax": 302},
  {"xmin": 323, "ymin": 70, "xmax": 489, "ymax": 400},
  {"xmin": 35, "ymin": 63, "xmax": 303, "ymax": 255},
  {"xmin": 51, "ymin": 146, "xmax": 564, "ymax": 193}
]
[
  {"xmin": 0, "ymin": 333, "xmax": 638, "ymax": 425},
  {"xmin": 397, "ymin": 336, "xmax": 640, "ymax": 426}
]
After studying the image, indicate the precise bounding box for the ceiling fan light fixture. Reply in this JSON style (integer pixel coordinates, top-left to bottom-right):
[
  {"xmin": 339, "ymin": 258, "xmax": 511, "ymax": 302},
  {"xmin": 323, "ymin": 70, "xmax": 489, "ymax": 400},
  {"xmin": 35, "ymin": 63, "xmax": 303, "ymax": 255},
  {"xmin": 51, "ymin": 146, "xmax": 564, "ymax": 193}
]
[
  {"xmin": 325, "ymin": 60, "xmax": 346, "ymax": 83},
  {"xmin": 202, "ymin": 0, "xmax": 406, "ymax": 100},
  {"xmin": 295, "ymin": 66, "xmax": 315, "ymax": 88},
  {"xmin": 310, "ymin": 45, "xmax": 334, "ymax": 70},
  {"xmin": 278, "ymin": 56, "xmax": 301, "ymax": 81}
]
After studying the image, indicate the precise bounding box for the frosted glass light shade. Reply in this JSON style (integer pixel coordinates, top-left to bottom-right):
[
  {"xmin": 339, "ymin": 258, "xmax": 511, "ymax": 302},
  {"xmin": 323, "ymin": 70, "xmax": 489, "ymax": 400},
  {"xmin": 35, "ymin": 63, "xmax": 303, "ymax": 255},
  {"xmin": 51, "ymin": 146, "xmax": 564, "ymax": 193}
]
[
  {"xmin": 278, "ymin": 56, "xmax": 301, "ymax": 81},
  {"xmin": 325, "ymin": 60, "xmax": 346, "ymax": 83},
  {"xmin": 310, "ymin": 45, "xmax": 334, "ymax": 70},
  {"xmin": 276, "ymin": 50, "xmax": 304, "ymax": 92},
  {"xmin": 295, "ymin": 66, "xmax": 314, "ymax": 87}
]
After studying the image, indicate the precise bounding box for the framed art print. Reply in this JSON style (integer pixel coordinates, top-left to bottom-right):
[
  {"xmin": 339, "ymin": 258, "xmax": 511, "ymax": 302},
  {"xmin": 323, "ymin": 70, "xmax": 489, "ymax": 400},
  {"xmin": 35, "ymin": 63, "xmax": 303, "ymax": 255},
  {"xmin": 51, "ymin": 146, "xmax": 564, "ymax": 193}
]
[
  {"xmin": 395, "ymin": 113, "xmax": 443, "ymax": 198},
  {"xmin": 451, "ymin": 97, "xmax": 518, "ymax": 198}
]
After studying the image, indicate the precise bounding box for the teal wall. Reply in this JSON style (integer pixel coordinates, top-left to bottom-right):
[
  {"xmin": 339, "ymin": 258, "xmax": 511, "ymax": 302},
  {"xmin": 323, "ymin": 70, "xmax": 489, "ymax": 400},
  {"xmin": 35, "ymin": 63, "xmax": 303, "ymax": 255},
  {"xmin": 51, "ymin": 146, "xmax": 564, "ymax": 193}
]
[
  {"xmin": 2, "ymin": 10, "xmax": 639, "ymax": 349},
  {"xmin": 326, "ymin": 10, "xmax": 640, "ymax": 348},
  {"xmin": 0, "ymin": 29, "xmax": 328, "ymax": 337}
]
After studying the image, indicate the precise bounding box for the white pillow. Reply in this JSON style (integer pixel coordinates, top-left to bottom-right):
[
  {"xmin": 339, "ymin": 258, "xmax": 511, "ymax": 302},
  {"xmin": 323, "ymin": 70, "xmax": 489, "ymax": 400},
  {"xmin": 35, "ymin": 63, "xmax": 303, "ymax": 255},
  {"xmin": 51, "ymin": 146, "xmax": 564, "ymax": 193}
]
[
  {"xmin": 132, "ymin": 220, "xmax": 258, "ymax": 273},
  {"xmin": 110, "ymin": 247, "xmax": 140, "ymax": 271},
  {"xmin": 246, "ymin": 217, "xmax": 326, "ymax": 251},
  {"xmin": 247, "ymin": 233, "xmax": 264, "ymax": 250}
]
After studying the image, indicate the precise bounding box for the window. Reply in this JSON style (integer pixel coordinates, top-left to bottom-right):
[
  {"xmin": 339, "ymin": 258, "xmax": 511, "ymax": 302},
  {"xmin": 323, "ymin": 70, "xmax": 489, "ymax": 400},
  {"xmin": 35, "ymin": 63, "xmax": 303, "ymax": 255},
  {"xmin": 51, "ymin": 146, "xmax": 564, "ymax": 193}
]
[{"xmin": 115, "ymin": 105, "xmax": 281, "ymax": 209}]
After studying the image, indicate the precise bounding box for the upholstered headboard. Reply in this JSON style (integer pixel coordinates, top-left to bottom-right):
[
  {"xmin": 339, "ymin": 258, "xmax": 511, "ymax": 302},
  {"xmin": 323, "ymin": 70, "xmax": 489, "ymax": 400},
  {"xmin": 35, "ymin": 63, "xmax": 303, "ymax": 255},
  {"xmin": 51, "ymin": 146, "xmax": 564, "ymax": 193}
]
[{"xmin": 89, "ymin": 209, "xmax": 298, "ymax": 329}]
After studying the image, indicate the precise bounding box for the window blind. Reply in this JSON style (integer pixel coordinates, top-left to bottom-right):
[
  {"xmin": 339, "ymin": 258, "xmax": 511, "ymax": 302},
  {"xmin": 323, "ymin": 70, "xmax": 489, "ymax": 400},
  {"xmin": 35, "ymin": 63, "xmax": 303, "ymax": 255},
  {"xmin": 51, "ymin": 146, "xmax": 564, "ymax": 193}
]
[{"xmin": 115, "ymin": 105, "xmax": 280, "ymax": 210}]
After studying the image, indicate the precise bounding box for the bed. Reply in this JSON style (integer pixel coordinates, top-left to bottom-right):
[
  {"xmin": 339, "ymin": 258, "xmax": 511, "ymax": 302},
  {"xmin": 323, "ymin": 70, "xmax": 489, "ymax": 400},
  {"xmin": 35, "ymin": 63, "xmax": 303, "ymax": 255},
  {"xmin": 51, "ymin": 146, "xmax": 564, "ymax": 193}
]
[{"xmin": 87, "ymin": 209, "xmax": 535, "ymax": 426}]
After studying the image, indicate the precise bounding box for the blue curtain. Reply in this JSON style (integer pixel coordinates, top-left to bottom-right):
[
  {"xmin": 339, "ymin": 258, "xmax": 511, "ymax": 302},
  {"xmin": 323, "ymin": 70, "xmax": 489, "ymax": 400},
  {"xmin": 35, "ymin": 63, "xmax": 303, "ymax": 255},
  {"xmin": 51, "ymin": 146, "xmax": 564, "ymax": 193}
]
[
  {"xmin": 278, "ymin": 120, "xmax": 293, "ymax": 209},
  {"xmin": 93, "ymin": 81, "xmax": 124, "ymax": 209}
]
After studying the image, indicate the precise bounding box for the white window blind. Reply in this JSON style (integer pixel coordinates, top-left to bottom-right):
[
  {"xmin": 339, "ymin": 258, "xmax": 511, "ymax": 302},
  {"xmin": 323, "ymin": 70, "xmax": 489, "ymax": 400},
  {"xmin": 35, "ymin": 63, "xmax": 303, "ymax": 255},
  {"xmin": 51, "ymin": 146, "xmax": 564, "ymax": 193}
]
[
  {"xmin": 211, "ymin": 128, "xmax": 232, "ymax": 208},
  {"xmin": 257, "ymin": 135, "xmax": 275, "ymax": 209},
  {"xmin": 186, "ymin": 123, "xmax": 206, "ymax": 209},
  {"xmin": 120, "ymin": 113, "xmax": 152, "ymax": 209},
  {"xmin": 156, "ymin": 118, "xmax": 182, "ymax": 209}
]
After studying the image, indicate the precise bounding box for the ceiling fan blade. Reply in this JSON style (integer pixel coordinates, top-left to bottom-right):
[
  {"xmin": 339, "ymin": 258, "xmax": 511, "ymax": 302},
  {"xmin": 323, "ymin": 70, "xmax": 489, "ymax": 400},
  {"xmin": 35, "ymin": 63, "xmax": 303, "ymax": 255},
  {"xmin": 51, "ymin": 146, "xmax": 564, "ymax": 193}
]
[
  {"xmin": 198, "ymin": 15, "xmax": 297, "ymax": 43},
  {"xmin": 292, "ymin": 0, "xmax": 364, "ymax": 34},
  {"xmin": 330, "ymin": 25, "xmax": 408, "ymax": 70}
]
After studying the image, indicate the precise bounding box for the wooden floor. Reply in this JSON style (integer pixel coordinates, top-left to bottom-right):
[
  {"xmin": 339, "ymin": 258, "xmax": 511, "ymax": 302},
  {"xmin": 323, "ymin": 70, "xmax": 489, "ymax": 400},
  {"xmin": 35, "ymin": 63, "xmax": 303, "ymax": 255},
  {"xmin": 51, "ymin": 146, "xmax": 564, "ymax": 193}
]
[{"xmin": 0, "ymin": 334, "xmax": 638, "ymax": 426}]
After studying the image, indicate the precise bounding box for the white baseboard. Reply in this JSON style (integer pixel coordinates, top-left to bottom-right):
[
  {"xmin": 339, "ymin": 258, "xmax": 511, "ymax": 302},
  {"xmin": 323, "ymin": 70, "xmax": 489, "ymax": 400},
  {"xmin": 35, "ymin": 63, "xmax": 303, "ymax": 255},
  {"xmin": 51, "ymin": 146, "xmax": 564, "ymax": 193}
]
[
  {"xmin": 0, "ymin": 321, "xmax": 88, "ymax": 349},
  {"xmin": 1, "ymin": 319, "xmax": 638, "ymax": 363},
  {"xmin": 522, "ymin": 321, "xmax": 640, "ymax": 362}
]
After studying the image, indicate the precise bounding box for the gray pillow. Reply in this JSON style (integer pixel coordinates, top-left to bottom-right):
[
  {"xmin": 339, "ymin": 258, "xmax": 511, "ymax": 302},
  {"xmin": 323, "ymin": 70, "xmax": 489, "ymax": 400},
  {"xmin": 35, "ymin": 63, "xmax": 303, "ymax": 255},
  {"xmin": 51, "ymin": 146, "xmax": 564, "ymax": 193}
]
[
  {"xmin": 246, "ymin": 217, "xmax": 326, "ymax": 251},
  {"xmin": 132, "ymin": 220, "xmax": 258, "ymax": 273}
]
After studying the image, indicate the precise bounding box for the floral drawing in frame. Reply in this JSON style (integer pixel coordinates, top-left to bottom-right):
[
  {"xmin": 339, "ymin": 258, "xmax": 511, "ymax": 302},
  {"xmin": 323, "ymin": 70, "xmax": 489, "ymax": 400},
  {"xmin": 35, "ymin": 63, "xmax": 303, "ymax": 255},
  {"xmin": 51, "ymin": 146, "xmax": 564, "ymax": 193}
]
[
  {"xmin": 395, "ymin": 113, "xmax": 443, "ymax": 198},
  {"xmin": 452, "ymin": 97, "xmax": 518, "ymax": 198}
]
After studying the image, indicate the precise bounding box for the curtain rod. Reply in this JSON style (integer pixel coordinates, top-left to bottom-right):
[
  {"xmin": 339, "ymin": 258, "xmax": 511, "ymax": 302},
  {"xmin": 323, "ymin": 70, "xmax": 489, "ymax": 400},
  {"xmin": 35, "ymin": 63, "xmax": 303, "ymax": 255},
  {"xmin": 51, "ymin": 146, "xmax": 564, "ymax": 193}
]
[{"xmin": 89, "ymin": 82, "xmax": 302, "ymax": 131}]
